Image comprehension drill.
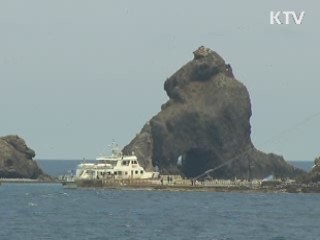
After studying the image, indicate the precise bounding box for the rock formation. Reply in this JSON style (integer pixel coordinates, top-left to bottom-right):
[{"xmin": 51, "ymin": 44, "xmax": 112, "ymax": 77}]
[
  {"xmin": 305, "ymin": 156, "xmax": 320, "ymax": 182},
  {"xmin": 0, "ymin": 135, "xmax": 46, "ymax": 179},
  {"xmin": 123, "ymin": 46, "xmax": 304, "ymax": 179}
]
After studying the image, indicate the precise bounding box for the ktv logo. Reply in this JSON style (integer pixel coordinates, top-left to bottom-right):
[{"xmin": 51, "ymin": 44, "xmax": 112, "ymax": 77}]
[{"xmin": 270, "ymin": 11, "xmax": 305, "ymax": 25}]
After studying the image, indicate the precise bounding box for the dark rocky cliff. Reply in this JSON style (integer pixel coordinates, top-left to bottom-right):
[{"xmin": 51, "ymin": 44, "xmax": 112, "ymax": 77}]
[
  {"xmin": 305, "ymin": 157, "xmax": 320, "ymax": 182},
  {"xmin": 0, "ymin": 135, "xmax": 45, "ymax": 179},
  {"xmin": 123, "ymin": 46, "xmax": 304, "ymax": 179}
]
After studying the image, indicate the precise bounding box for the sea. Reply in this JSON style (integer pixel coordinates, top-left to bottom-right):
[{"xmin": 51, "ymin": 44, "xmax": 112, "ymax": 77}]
[{"xmin": 0, "ymin": 160, "xmax": 318, "ymax": 240}]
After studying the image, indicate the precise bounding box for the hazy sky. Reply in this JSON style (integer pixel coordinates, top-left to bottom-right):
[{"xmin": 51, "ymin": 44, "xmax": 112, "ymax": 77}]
[{"xmin": 1, "ymin": 1, "xmax": 319, "ymax": 160}]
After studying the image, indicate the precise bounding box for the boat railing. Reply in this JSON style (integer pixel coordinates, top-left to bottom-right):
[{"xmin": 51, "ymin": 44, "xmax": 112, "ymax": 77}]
[
  {"xmin": 102, "ymin": 178, "xmax": 162, "ymax": 186},
  {"xmin": 99, "ymin": 177, "xmax": 262, "ymax": 187},
  {"xmin": 59, "ymin": 174, "xmax": 75, "ymax": 182}
]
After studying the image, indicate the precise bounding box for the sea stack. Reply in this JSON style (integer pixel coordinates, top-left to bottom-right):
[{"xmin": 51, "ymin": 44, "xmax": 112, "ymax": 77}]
[
  {"xmin": 123, "ymin": 46, "xmax": 304, "ymax": 179},
  {"xmin": 0, "ymin": 135, "xmax": 45, "ymax": 179}
]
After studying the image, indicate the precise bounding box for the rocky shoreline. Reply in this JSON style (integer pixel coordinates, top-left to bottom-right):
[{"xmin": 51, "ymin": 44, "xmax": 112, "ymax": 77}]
[
  {"xmin": 0, "ymin": 178, "xmax": 58, "ymax": 184},
  {"xmin": 2, "ymin": 176, "xmax": 320, "ymax": 193},
  {"xmin": 60, "ymin": 178, "xmax": 320, "ymax": 193}
]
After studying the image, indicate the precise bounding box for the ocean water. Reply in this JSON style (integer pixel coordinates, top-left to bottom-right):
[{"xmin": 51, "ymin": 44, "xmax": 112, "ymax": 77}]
[
  {"xmin": 0, "ymin": 183, "xmax": 319, "ymax": 240},
  {"xmin": 1, "ymin": 160, "xmax": 316, "ymax": 239}
]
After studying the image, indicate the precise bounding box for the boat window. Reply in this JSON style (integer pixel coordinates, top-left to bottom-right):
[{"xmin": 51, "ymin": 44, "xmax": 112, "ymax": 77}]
[
  {"xmin": 140, "ymin": 170, "xmax": 143, "ymax": 174},
  {"xmin": 114, "ymin": 172, "xmax": 117, "ymax": 175},
  {"xmin": 125, "ymin": 172, "xmax": 128, "ymax": 175},
  {"xmin": 133, "ymin": 161, "xmax": 137, "ymax": 164},
  {"xmin": 118, "ymin": 171, "xmax": 122, "ymax": 175},
  {"xmin": 135, "ymin": 170, "xmax": 138, "ymax": 174},
  {"xmin": 122, "ymin": 160, "xmax": 129, "ymax": 166}
]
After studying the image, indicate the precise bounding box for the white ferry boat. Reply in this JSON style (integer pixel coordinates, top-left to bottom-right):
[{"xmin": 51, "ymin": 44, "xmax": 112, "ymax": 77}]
[{"xmin": 74, "ymin": 144, "xmax": 159, "ymax": 181}]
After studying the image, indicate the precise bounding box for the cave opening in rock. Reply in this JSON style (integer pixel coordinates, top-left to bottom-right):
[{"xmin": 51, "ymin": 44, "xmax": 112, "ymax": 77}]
[{"xmin": 181, "ymin": 148, "xmax": 218, "ymax": 178}]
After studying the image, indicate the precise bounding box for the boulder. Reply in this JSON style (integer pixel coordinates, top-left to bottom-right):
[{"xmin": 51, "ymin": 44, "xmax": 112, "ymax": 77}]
[
  {"xmin": 0, "ymin": 135, "xmax": 45, "ymax": 179},
  {"xmin": 123, "ymin": 46, "xmax": 304, "ymax": 179}
]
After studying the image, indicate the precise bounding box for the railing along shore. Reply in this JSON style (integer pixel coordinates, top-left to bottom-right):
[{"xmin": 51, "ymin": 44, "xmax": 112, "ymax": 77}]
[{"xmin": 97, "ymin": 178, "xmax": 263, "ymax": 188}]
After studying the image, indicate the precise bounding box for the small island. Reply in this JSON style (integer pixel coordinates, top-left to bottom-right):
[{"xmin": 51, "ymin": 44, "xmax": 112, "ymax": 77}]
[{"xmin": 0, "ymin": 135, "xmax": 51, "ymax": 182}]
